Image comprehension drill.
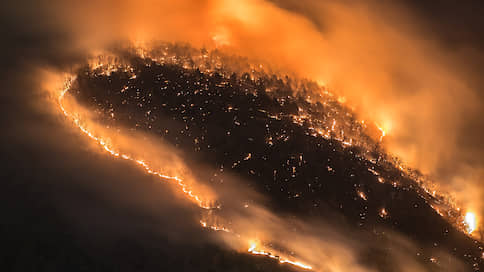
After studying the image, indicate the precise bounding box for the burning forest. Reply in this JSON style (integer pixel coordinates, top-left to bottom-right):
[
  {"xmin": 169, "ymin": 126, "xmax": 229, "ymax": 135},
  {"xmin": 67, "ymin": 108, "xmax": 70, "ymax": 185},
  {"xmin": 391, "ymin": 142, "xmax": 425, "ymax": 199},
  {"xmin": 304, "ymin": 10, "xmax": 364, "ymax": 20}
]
[
  {"xmin": 4, "ymin": 1, "xmax": 484, "ymax": 271},
  {"xmin": 54, "ymin": 44, "xmax": 484, "ymax": 271}
]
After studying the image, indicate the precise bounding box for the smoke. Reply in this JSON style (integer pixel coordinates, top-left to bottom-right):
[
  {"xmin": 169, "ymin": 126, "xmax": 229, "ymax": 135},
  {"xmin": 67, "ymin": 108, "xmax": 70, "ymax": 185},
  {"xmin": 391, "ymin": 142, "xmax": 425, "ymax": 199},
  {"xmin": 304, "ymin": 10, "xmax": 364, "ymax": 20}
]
[
  {"xmin": 212, "ymin": 198, "xmax": 467, "ymax": 271},
  {"xmin": 11, "ymin": 0, "xmax": 482, "ymax": 220},
  {"xmin": 3, "ymin": 0, "xmax": 484, "ymax": 269}
]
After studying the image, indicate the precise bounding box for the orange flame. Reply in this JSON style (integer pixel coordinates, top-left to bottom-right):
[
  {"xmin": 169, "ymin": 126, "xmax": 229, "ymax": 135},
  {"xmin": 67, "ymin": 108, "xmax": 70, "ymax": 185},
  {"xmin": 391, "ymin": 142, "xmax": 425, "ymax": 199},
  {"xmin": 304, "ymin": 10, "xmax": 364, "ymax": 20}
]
[
  {"xmin": 464, "ymin": 212, "xmax": 477, "ymax": 234},
  {"xmin": 248, "ymin": 241, "xmax": 313, "ymax": 270}
]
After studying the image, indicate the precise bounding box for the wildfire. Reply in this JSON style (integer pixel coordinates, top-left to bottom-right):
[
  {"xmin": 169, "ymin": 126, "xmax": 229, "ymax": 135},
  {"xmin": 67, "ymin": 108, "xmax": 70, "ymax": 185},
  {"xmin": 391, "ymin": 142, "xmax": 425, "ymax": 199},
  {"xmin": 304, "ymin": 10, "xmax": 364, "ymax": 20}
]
[
  {"xmin": 464, "ymin": 212, "xmax": 477, "ymax": 234},
  {"xmin": 55, "ymin": 49, "xmax": 482, "ymax": 271}
]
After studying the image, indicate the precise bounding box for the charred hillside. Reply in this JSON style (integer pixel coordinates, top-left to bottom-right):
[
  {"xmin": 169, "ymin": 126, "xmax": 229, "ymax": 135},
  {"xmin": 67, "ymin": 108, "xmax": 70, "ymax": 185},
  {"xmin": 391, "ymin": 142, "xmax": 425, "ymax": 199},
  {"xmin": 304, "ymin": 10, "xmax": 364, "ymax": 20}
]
[{"xmin": 70, "ymin": 46, "xmax": 483, "ymax": 271}]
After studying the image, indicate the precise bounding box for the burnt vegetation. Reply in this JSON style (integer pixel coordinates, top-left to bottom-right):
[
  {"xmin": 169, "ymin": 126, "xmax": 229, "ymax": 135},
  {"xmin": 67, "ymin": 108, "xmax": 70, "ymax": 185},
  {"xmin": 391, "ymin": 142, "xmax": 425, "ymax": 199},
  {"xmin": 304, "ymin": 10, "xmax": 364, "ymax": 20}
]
[{"xmin": 71, "ymin": 46, "xmax": 483, "ymax": 271}]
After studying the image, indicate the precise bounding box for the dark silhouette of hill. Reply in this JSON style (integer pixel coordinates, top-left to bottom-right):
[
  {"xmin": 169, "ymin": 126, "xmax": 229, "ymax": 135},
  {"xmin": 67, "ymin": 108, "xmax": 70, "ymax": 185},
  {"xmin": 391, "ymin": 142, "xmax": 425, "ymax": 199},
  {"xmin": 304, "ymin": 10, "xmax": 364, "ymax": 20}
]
[{"xmin": 71, "ymin": 46, "xmax": 484, "ymax": 271}]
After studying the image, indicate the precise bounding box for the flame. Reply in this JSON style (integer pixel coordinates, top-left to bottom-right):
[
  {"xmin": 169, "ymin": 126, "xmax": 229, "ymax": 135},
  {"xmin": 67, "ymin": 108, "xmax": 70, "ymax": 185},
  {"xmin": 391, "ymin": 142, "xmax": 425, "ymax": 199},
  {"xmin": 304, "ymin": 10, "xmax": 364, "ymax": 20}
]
[
  {"xmin": 375, "ymin": 122, "xmax": 387, "ymax": 142},
  {"xmin": 464, "ymin": 212, "xmax": 477, "ymax": 234},
  {"xmin": 199, "ymin": 220, "xmax": 232, "ymax": 233},
  {"xmin": 200, "ymin": 224, "xmax": 314, "ymax": 270},
  {"xmin": 247, "ymin": 241, "xmax": 313, "ymax": 270}
]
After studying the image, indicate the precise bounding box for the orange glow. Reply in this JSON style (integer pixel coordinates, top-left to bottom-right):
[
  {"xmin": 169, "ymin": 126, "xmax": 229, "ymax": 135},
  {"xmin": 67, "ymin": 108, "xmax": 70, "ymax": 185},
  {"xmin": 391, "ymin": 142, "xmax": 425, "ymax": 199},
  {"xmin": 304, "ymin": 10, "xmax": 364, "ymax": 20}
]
[
  {"xmin": 31, "ymin": 0, "xmax": 484, "ymax": 268},
  {"xmin": 44, "ymin": 0, "xmax": 484, "ymax": 245},
  {"xmin": 464, "ymin": 212, "xmax": 477, "ymax": 234}
]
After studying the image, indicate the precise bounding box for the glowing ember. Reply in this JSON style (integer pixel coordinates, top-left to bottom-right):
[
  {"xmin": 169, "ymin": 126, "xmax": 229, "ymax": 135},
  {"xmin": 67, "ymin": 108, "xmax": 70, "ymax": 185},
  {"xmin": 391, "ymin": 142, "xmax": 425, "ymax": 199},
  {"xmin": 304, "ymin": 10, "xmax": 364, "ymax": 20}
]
[
  {"xmin": 379, "ymin": 208, "xmax": 388, "ymax": 218},
  {"xmin": 464, "ymin": 212, "xmax": 477, "ymax": 234},
  {"xmin": 358, "ymin": 191, "xmax": 368, "ymax": 201}
]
